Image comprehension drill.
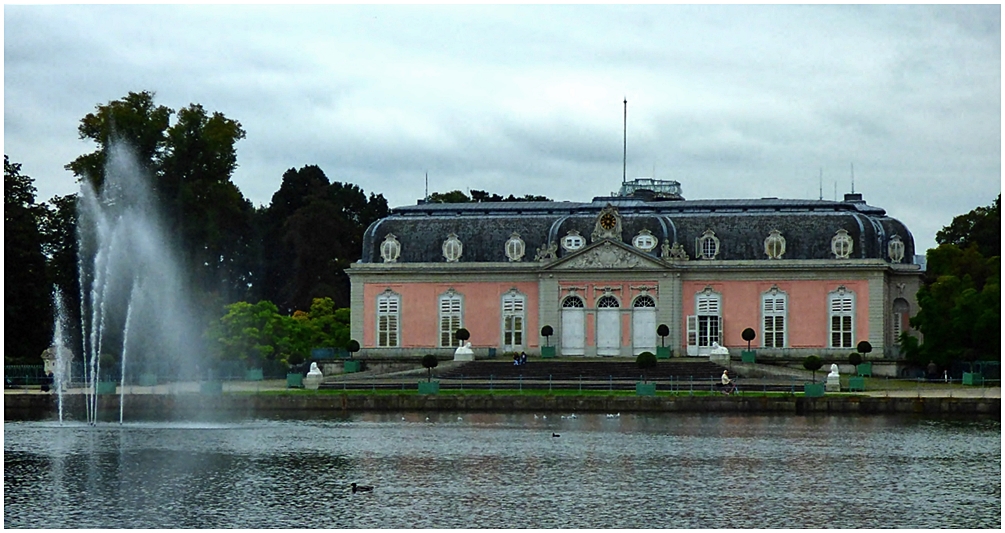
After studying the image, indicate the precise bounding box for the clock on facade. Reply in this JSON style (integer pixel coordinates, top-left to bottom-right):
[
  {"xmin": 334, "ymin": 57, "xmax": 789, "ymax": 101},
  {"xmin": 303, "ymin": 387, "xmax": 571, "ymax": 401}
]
[{"xmin": 600, "ymin": 212, "xmax": 617, "ymax": 230}]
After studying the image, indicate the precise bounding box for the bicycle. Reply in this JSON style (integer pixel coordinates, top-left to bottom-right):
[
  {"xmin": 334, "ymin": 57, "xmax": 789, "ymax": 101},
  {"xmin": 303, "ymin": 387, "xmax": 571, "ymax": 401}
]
[{"xmin": 721, "ymin": 380, "xmax": 739, "ymax": 395}]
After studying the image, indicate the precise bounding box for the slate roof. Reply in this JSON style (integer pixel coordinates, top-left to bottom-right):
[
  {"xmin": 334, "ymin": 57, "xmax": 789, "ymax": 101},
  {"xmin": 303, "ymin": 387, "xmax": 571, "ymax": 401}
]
[{"xmin": 359, "ymin": 193, "xmax": 916, "ymax": 264}]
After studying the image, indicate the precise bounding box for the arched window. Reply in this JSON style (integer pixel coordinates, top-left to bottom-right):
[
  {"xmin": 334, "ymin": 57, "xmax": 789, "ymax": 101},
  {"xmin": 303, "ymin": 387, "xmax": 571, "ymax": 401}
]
[
  {"xmin": 762, "ymin": 288, "xmax": 786, "ymax": 348},
  {"xmin": 439, "ymin": 290, "xmax": 463, "ymax": 347},
  {"xmin": 562, "ymin": 295, "xmax": 585, "ymax": 308},
  {"xmin": 597, "ymin": 295, "xmax": 620, "ymax": 308},
  {"xmin": 829, "ymin": 287, "xmax": 855, "ymax": 348},
  {"xmin": 376, "ymin": 290, "xmax": 400, "ymax": 347},
  {"xmin": 633, "ymin": 295, "xmax": 656, "ymax": 308},
  {"xmin": 502, "ymin": 289, "xmax": 525, "ymax": 350}
]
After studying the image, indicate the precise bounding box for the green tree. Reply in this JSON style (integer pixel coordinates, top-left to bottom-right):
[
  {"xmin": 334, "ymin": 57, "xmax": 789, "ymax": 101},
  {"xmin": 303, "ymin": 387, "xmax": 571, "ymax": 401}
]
[
  {"xmin": 39, "ymin": 193, "xmax": 82, "ymax": 360},
  {"xmin": 66, "ymin": 90, "xmax": 172, "ymax": 188},
  {"xmin": 935, "ymin": 194, "xmax": 1000, "ymax": 258},
  {"xmin": 907, "ymin": 195, "xmax": 1001, "ymax": 366},
  {"xmin": 208, "ymin": 300, "xmax": 288, "ymax": 367},
  {"xmin": 262, "ymin": 165, "xmax": 388, "ymax": 312},
  {"xmin": 427, "ymin": 190, "xmax": 471, "ymax": 203},
  {"xmin": 4, "ymin": 156, "xmax": 53, "ymax": 364}
]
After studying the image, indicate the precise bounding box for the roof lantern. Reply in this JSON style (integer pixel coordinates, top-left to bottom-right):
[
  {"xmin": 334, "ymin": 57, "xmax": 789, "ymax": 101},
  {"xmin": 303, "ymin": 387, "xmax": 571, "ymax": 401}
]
[{"xmin": 615, "ymin": 178, "xmax": 684, "ymax": 201}]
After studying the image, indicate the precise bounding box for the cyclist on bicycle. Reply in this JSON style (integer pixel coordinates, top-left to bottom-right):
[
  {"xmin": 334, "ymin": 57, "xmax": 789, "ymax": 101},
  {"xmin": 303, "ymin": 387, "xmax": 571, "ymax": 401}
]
[{"xmin": 721, "ymin": 370, "xmax": 737, "ymax": 394}]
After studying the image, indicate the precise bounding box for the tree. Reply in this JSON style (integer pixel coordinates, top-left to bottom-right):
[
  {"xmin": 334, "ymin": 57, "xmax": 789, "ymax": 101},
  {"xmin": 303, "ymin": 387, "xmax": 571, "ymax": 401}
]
[
  {"xmin": 541, "ymin": 325, "xmax": 554, "ymax": 346},
  {"xmin": 39, "ymin": 193, "xmax": 82, "ymax": 361},
  {"xmin": 636, "ymin": 351, "xmax": 657, "ymax": 383},
  {"xmin": 207, "ymin": 300, "xmax": 288, "ymax": 367},
  {"xmin": 908, "ymin": 196, "xmax": 1001, "ymax": 367},
  {"xmin": 427, "ymin": 190, "xmax": 471, "ymax": 203},
  {"xmin": 741, "ymin": 328, "xmax": 756, "ymax": 351},
  {"xmin": 261, "ymin": 165, "xmax": 389, "ymax": 312},
  {"xmin": 935, "ymin": 194, "xmax": 1000, "ymax": 258},
  {"xmin": 455, "ymin": 328, "xmax": 471, "ymax": 343},
  {"xmin": 657, "ymin": 324, "xmax": 670, "ymax": 347},
  {"xmin": 66, "ymin": 90, "xmax": 172, "ymax": 189},
  {"xmin": 4, "ymin": 156, "xmax": 53, "ymax": 364},
  {"xmin": 422, "ymin": 354, "xmax": 439, "ymax": 382},
  {"xmin": 803, "ymin": 355, "xmax": 823, "ymax": 383}
]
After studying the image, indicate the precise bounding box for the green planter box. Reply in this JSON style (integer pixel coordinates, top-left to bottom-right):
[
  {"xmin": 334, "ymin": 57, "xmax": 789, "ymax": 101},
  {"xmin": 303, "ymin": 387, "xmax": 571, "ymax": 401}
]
[
  {"xmin": 963, "ymin": 372, "xmax": 984, "ymax": 386},
  {"xmin": 635, "ymin": 383, "xmax": 656, "ymax": 396},
  {"xmin": 286, "ymin": 372, "xmax": 303, "ymax": 388},
  {"xmin": 245, "ymin": 368, "xmax": 264, "ymax": 381},
  {"xmin": 96, "ymin": 381, "xmax": 117, "ymax": 395},
  {"xmin": 418, "ymin": 381, "xmax": 440, "ymax": 395},
  {"xmin": 344, "ymin": 360, "xmax": 361, "ymax": 373},
  {"xmin": 200, "ymin": 381, "xmax": 222, "ymax": 395},
  {"xmin": 656, "ymin": 347, "xmax": 672, "ymax": 359},
  {"xmin": 856, "ymin": 362, "xmax": 872, "ymax": 377},
  {"xmin": 138, "ymin": 373, "xmax": 158, "ymax": 387},
  {"xmin": 848, "ymin": 376, "xmax": 865, "ymax": 392},
  {"xmin": 541, "ymin": 346, "xmax": 556, "ymax": 358},
  {"xmin": 741, "ymin": 350, "xmax": 756, "ymax": 363},
  {"xmin": 803, "ymin": 383, "xmax": 825, "ymax": 397}
]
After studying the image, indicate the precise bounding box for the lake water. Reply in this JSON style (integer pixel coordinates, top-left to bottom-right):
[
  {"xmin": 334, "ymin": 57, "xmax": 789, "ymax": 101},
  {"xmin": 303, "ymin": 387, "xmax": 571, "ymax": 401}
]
[{"xmin": 4, "ymin": 412, "xmax": 1000, "ymax": 528}]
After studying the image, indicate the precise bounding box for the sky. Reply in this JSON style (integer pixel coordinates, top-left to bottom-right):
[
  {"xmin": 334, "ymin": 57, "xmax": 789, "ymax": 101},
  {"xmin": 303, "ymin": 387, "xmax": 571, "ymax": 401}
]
[{"xmin": 4, "ymin": 4, "xmax": 1001, "ymax": 252}]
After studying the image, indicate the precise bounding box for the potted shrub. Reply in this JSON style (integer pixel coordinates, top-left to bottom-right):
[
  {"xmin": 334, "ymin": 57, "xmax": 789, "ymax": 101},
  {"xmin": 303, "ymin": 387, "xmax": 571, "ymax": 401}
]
[
  {"xmin": 847, "ymin": 352, "xmax": 865, "ymax": 392},
  {"xmin": 855, "ymin": 341, "xmax": 873, "ymax": 376},
  {"xmin": 344, "ymin": 340, "xmax": 362, "ymax": 373},
  {"xmin": 656, "ymin": 324, "xmax": 671, "ymax": 359},
  {"xmin": 802, "ymin": 355, "xmax": 824, "ymax": 397},
  {"xmin": 418, "ymin": 354, "xmax": 440, "ymax": 394},
  {"xmin": 741, "ymin": 328, "xmax": 757, "ymax": 363},
  {"xmin": 540, "ymin": 325, "xmax": 556, "ymax": 358},
  {"xmin": 287, "ymin": 353, "xmax": 304, "ymax": 388},
  {"xmin": 635, "ymin": 351, "xmax": 657, "ymax": 396}
]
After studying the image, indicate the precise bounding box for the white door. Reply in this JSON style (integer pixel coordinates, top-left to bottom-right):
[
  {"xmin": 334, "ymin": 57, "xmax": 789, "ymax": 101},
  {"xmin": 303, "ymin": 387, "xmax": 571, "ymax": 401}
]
[
  {"xmin": 596, "ymin": 295, "xmax": 621, "ymax": 356},
  {"xmin": 632, "ymin": 296, "xmax": 657, "ymax": 355},
  {"xmin": 561, "ymin": 296, "xmax": 585, "ymax": 356}
]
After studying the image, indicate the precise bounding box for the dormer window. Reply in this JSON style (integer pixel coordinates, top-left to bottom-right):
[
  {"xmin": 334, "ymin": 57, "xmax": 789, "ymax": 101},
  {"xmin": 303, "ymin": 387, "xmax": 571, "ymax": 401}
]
[
  {"xmin": 831, "ymin": 229, "xmax": 853, "ymax": 259},
  {"xmin": 764, "ymin": 229, "xmax": 786, "ymax": 260},
  {"xmin": 888, "ymin": 235, "xmax": 905, "ymax": 263},
  {"xmin": 696, "ymin": 229, "xmax": 720, "ymax": 260},
  {"xmin": 561, "ymin": 231, "xmax": 585, "ymax": 252},
  {"xmin": 505, "ymin": 232, "xmax": 525, "ymax": 262},
  {"xmin": 632, "ymin": 229, "xmax": 658, "ymax": 252},
  {"xmin": 442, "ymin": 233, "xmax": 463, "ymax": 262},
  {"xmin": 380, "ymin": 234, "xmax": 401, "ymax": 263}
]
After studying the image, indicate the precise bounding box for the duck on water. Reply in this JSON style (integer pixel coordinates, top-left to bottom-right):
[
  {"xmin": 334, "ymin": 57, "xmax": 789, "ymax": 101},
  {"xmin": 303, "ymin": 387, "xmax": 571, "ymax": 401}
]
[{"xmin": 351, "ymin": 483, "xmax": 373, "ymax": 493}]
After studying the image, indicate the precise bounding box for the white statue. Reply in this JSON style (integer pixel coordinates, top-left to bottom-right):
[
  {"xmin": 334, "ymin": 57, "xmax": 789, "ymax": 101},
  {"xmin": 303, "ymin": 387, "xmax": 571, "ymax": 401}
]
[
  {"xmin": 453, "ymin": 341, "xmax": 475, "ymax": 362},
  {"xmin": 304, "ymin": 362, "xmax": 324, "ymax": 390},
  {"xmin": 825, "ymin": 362, "xmax": 841, "ymax": 392}
]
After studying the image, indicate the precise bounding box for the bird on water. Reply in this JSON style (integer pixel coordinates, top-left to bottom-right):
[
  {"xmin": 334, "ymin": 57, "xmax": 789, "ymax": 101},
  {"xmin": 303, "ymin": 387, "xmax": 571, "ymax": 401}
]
[
  {"xmin": 552, "ymin": 433, "xmax": 560, "ymax": 438},
  {"xmin": 351, "ymin": 483, "xmax": 374, "ymax": 493}
]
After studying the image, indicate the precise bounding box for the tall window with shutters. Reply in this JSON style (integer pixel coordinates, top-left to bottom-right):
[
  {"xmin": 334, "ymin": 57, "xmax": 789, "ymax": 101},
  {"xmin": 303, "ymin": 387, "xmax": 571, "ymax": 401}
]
[
  {"xmin": 502, "ymin": 290, "xmax": 525, "ymax": 351},
  {"xmin": 439, "ymin": 290, "xmax": 463, "ymax": 347},
  {"xmin": 687, "ymin": 289, "xmax": 722, "ymax": 355},
  {"xmin": 829, "ymin": 288, "xmax": 855, "ymax": 348},
  {"xmin": 376, "ymin": 291, "xmax": 400, "ymax": 347},
  {"xmin": 762, "ymin": 289, "xmax": 786, "ymax": 348}
]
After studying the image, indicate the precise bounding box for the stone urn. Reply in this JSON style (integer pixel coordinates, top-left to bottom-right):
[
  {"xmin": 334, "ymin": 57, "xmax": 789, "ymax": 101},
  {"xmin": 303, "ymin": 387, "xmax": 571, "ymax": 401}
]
[{"xmin": 303, "ymin": 362, "xmax": 324, "ymax": 390}]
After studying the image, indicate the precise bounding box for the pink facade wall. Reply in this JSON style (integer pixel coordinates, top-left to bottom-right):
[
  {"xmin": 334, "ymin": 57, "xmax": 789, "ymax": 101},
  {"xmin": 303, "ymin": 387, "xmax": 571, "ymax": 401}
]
[
  {"xmin": 681, "ymin": 280, "xmax": 870, "ymax": 349},
  {"xmin": 363, "ymin": 281, "xmax": 540, "ymax": 349}
]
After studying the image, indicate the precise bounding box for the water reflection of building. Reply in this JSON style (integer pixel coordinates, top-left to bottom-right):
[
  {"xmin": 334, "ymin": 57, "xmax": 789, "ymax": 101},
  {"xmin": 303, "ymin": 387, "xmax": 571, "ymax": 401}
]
[{"xmin": 350, "ymin": 178, "xmax": 922, "ymax": 361}]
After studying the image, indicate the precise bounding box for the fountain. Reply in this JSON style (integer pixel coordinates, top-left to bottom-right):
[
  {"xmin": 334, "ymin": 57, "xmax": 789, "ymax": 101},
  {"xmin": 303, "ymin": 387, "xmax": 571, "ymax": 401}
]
[{"xmin": 53, "ymin": 141, "xmax": 203, "ymax": 424}]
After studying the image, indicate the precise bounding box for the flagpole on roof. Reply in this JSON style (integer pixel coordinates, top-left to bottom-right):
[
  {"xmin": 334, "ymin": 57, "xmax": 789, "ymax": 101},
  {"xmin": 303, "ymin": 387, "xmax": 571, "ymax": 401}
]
[{"xmin": 623, "ymin": 97, "xmax": 627, "ymax": 185}]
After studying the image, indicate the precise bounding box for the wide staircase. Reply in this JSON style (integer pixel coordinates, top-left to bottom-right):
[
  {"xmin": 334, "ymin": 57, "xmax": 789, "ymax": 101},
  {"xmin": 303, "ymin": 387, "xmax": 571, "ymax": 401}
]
[{"xmin": 436, "ymin": 359, "xmax": 731, "ymax": 382}]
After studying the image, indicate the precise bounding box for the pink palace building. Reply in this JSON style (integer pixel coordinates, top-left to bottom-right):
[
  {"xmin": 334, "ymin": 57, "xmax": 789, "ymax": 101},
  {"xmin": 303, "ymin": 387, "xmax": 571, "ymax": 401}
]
[{"xmin": 348, "ymin": 178, "xmax": 923, "ymax": 362}]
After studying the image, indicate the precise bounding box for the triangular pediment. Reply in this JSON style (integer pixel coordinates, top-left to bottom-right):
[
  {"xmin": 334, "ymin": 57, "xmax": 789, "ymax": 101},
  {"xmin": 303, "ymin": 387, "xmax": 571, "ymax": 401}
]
[{"xmin": 545, "ymin": 239, "xmax": 667, "ymax": 270}]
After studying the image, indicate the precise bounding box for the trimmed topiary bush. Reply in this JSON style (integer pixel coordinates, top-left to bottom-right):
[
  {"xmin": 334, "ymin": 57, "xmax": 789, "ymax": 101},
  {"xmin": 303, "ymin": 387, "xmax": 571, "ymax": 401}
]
[
  {"xmin": 421, "ymin": 354, "xmax": 439, "ymax": 382},
  {"xmin": 803, "ymin": 355, "xmax": 823, "ymax": 383},
  {"xmin": 541, "ymin": 325, "xmax": 554, "ymax": 346},
  {"xmin": 455, "ymin": 328, "xmax": 470, "ymax": 343},
  {"xmin": 636, "ymin": 351, "xmax": 657, "ymax": 383},
  {"xmin": 848, "ymin": 351, "xmax": 862, "ymax": 367},
  {"xmin": 657, "ymin": 324, "xmax": 670, "ymax": 347}
]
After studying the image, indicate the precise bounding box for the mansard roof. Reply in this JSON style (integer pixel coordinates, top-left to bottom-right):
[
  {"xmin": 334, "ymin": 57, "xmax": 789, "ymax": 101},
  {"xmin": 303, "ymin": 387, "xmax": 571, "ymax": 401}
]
[{"xmin": 359, "ymin": 193, "xmax": 916, "ymax": 265}]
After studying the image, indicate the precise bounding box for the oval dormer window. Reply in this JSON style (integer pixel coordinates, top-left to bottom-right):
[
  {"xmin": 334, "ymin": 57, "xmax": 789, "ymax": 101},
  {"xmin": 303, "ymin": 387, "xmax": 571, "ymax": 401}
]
[
  {"xmin": 561, "ymin": 231, "xmax": 585, "ymax": 252},
  {"xmin": 505, "ymin": 232, "xmax": 525, "ymax": 262},
  {"xmin": 888, "ymin": 234, "xmax": 905, "ymax": 263},
  {"xmin": 632, "ymin": 229, "xmax": 658, "ymax": 252},
  {"xmin": 831, "ymin": 229, "xmax": 853, "ymax": 259},
  {"xmin": 380, "ymin": 233, "xmax": 401, "ymax": 263},
  {"xmin": 764, "ymin": 229, "xmax": 786, "ymax": 260},
  {"xmin": 442, "ymin": 233, "xmax": 463, "ymax": 262}
]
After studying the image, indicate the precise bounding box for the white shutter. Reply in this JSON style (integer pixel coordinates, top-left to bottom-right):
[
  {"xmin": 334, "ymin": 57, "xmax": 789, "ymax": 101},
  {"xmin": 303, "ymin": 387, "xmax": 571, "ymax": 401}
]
[{"xmin": 686, "ymin": 315, "xmax": 698, "ymax": 356}]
